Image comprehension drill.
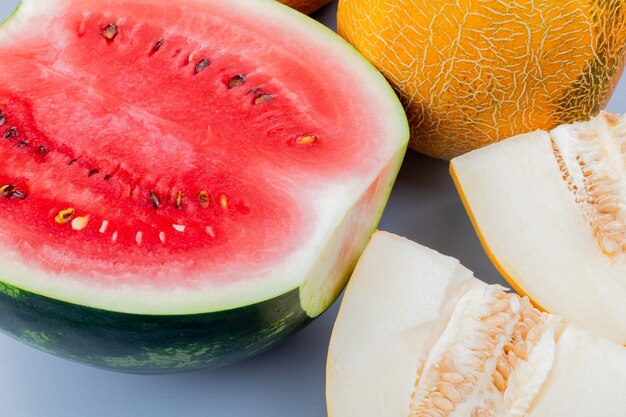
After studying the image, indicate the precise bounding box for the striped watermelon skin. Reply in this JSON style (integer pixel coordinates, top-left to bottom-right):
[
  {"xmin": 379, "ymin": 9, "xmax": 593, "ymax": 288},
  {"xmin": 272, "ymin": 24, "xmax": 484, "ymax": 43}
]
[{"xmin": 0, "ymin": 280, "xmax": 308, "ymax": 373}]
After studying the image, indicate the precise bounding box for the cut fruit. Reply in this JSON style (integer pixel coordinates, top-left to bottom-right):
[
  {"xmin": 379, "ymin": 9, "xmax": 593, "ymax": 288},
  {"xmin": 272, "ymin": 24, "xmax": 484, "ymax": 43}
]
[
  {"xmin": 451, "ymin": 112, "xmax": 626, "ymax": 344},
  {"xmin": 0, "ymin": 0, "xmax": 408, "ymax": 372},
  {"xmin": 327, "ymin": 231, "xmax": 626, "ymax": 417}
]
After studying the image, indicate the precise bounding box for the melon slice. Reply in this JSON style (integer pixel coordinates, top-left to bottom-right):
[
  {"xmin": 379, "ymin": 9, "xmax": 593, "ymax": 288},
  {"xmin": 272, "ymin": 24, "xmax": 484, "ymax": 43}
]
[
  {"xmin": 450, "ymin": 112, "xmax": 626, "ymax": 344},
  {"xmin": 327, "ymin": 232, "xmax": 626, "ymax": 417},
  {"xmin": 0, "ymin": 0, "xmax": 408, "ymax": 372}
]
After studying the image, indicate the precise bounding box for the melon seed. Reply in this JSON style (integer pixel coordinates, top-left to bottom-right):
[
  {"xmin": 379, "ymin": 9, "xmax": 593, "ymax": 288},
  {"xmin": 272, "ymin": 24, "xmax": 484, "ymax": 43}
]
[
  {"xmin": 254, "ymin": 93, "xmax": 274, "ymax": 104},
  {"xmin": 37, "ymin": 145, "xmax": 48, "ymax": 156},
  {"xmin": 4, "ymin": 127, "xmax": 17, "ymax": 139},
  {"xmin": 0, "ymin": 185, "xmax": 15, "ymax": 198},
  {"xmin": 296, "ymin": 135, "xmax": 318, "ymax": 146},
  {"xmin": 175, "ymin": 191, "xmax": 184, "ymax": 209},
  {"xmin": 153, "ymin": 39, "xmax": 164, "ymax": 53},
  {"xmin": 0, "ymin": 185, "xmax": 27, "ymax": 200},
  {"xmin": 219, "ymin": 194, "xmax": 229, "ymax": 211},
  {"xmin": 103, "ymin": 24, "xmax": 118, "ymax": 41},
  {"xmin": 197, "ymin": 190, "xmax": 210, "ymax": 207},
  {"xmin": 195, "ymin": 58, "xmax": 210, "ymax": 74},
  {"xmin": 55, "ymin": 208, "xmax": 75, "ymax": 224},
  {"xmin": 71, "ymin": 216, "xmax": 89, "ymax": 231},
  {"xmin": 88, "ymin": 169, "xmax": 99, "ymax": 177},
  {"xmin": 441, "ymin": 373, "xmax": 464, "ymax": 384},
  {"xmin": 17, "ymin": 141, "xmax": 28, "ymax": 148},
  {"xmin": 149, "ymin": 190, "xmax": 160, "ymax": 209},
  {"xmin": 228, "ymin": 74, "xmax": 247, "ymax": 89},
  {"xmin": 0, "ymin": 111, "xmax": 5, "ymax": 126},
  {"xmin": 432, "ymin": 397, "xmax": 454, "ymax": 412}
]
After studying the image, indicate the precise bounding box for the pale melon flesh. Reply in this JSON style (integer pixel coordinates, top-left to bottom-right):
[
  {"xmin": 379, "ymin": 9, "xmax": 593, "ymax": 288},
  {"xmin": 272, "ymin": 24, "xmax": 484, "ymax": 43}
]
[
  {"xmin": 327, "ymin": 232, "xmax": 626, "ymax": 417},
  {"xmin": 451, "ymin": 112, "xmax": 626, "ymax": 344}
]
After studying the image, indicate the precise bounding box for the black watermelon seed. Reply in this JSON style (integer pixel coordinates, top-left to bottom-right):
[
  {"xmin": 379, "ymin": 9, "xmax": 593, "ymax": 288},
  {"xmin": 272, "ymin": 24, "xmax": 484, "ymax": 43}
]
[
  {"xmin": 103, "ymin": 174, "xmax": 112, "ymax": 181},
  {"xmin": 153, "ymin": 39, "xmax": 164, "ymax": 53},
  {"xmin": 12, "ymin": 189, "xmax": 27, "ymax": 200},
  {"xmin": 228, "ymin": 74, "xmax": 247, "ymax": 89},
  {"xmin": 88, "ymin": 169, "xmax": 99, "ymax": 177},
  {"xmin": 4, "ymin": 127, "xmax": 17, "ymax": 139},
  {"xmin": 68, "ymin": 159, "xmax": 78, "ymax": 165},
  {"xmin": 17, "ymin": 141, "xmax": 28, "ymax": 148},
  {"xmin": 0, "ymin": 111, "xmax": 5, "ymax": 126},
  {"xmin": 195, "ymin": 58, "xmax": 210, "ymax": 74},
  {"xmin": 254, "ymin": 93, "xmax": 274, "ymax": 105},
  {"xmin": 149, "ymin": 190, "xmax": 160, "ymax": 209},
  {"xmin": 0, "ymin": 184, "xmax": 26, "ymax": 200},
  {"xmin": 37, "ymin": 145, "xmax": 48, "ymax": 156}
]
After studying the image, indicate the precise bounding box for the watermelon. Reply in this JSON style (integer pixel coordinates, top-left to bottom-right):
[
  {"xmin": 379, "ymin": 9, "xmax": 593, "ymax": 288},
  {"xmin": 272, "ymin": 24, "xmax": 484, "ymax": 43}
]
[{"xmin": 0, "ymin": 0, "xmax": 408, "ymax": 373}]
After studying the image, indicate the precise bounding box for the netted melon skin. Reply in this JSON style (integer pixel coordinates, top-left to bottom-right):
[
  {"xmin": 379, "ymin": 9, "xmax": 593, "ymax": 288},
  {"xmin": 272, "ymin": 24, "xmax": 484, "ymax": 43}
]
[{"xmin": 338, "ymin": 0, "xmax": 626, "ymax": 159}]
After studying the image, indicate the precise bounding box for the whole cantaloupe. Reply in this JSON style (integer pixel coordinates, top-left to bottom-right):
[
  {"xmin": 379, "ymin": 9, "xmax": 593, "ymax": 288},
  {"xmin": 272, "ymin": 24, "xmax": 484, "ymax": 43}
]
[
  {"xmin": 338, "ymin": 0, "xmax": 626, "ymax": 159},
  {"xmin": 281, "ymin": 0, "xmax": 332, "ymax": 14}
]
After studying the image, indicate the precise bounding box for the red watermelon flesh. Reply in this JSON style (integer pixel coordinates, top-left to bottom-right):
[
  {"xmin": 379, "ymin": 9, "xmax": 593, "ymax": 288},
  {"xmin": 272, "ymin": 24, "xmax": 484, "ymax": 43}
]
[{"xmin": 0, "ymin": 0, "xmax": 408, "ymax": 316}]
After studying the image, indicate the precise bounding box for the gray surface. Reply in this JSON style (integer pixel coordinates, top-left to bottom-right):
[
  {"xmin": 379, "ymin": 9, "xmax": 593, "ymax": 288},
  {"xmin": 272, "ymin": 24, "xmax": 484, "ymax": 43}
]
[{"xmin": 0, "ymin": 2, "xmax": 625, "ymax": 416}]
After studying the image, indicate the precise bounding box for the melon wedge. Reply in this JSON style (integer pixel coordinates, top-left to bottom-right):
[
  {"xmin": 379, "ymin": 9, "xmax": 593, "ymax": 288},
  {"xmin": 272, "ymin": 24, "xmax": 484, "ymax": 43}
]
[
  {"xmin": 450, "ymin": 112, "xmax": 626, "ymax": 344},
  {"xmin": 327, "ymin": 232, "xmax": 626, "ymax": 417},
  {"xmin": 0, "ymin": 0, "xmax": 408, "ymax": 372}
]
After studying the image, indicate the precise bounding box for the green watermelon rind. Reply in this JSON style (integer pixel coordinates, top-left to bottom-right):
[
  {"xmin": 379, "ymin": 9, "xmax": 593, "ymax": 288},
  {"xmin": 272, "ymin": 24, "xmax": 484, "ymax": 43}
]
[{"xmin": 0, "ymin": 279, "xmax": 311, "ymax": 373}]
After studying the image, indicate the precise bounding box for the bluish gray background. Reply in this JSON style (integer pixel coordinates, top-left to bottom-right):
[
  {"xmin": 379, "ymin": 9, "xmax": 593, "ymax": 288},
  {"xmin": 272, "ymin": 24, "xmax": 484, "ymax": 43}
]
[{"xmin": 1, "ymin": 2, "xmax": 625, "ymax": 416}]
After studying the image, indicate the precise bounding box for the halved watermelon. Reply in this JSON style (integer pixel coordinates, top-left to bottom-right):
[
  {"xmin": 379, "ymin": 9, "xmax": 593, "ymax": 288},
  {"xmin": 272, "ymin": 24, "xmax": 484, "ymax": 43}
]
[{"xmin": 0, "ymin": 0, "xmax": 408, "ymax": 372}]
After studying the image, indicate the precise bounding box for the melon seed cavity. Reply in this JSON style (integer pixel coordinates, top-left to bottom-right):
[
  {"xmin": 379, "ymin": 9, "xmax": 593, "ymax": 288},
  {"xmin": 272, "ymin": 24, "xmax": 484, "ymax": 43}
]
[
  {"xmin": 551, "ymin": 113, "xmax": 626, "ymax": 259},
  {"xmin": 409, "ymin": 288, "xmax": 556, "ymax": 417}
]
